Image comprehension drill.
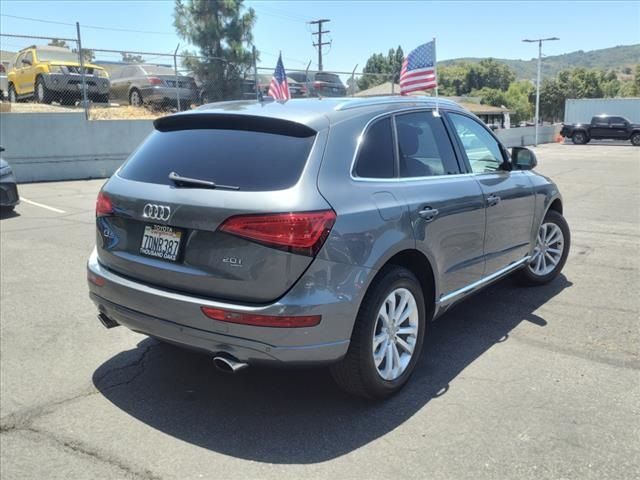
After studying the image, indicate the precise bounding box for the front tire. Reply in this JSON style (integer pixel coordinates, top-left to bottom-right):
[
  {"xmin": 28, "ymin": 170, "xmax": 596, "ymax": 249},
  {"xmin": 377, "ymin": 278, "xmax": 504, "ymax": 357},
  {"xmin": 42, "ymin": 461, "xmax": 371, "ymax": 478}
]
[
  {"xmin": 571, "ymin": 131, "xmax": 588, "ymax": 145},
  {"xmin": 330, "ymin": 266, "xmax": 427, "ymax": 399},
  {"xmin": 630, "ymin": 133, "xmax": 640, "ymax": 147},
  {"xmin": 517, "ymin": 210, "xmax": 570, "ymax": 286},
  {"xmin": 35, "ymin": 77, "xmax": 53, "ymax": 104},
  {"xmin": 8, "ymin": 83, "xmax": 17, "ymax": 103}
]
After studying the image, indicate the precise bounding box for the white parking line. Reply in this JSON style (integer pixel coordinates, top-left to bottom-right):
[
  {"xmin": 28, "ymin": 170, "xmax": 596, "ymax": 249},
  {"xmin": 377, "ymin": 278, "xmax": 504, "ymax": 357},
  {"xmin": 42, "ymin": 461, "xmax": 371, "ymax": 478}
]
[{"xmin": 20, "ymin": 197, "xmax": 67, "ymax": 214}]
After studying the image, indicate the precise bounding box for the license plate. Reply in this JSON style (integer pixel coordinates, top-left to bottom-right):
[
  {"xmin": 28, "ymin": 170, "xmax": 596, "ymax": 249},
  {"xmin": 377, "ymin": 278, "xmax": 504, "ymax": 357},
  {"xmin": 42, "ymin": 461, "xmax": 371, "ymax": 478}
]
[{"xmin": 139, "ymin": 224, "xmax": 182, "ymax": 262}]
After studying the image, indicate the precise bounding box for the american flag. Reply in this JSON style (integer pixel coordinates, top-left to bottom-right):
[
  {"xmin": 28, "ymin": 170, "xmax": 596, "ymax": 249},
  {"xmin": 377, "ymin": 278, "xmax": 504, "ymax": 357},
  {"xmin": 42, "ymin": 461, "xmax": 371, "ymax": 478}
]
[
  {"xmin": 268, "ymin": 53, "xmax": 290, "ymax": 101},
  {"xmin": 400, "ymin": 41, "xmax": 437, "ymax": 95}
]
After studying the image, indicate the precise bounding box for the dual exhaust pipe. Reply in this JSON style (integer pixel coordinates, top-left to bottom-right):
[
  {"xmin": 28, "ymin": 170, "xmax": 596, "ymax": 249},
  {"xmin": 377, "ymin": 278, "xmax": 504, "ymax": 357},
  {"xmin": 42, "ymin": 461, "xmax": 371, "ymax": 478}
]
[{"xmin": 98, "ymin": 313, "xmax": 249, "ymax": 373}]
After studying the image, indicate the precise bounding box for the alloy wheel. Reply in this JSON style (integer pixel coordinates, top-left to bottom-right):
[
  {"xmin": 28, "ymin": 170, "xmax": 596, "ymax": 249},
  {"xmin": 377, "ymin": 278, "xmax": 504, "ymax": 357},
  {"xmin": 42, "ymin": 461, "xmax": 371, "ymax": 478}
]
[
  {"xmin": 372, "ymin": 288, "xmax": 419, "ymax": 381},
  {"xmin": 130, "ymin": 91, "xmax": 141, "ymax": 107},
  {"xmin": 529, "ymin": 222, "xmax": 564, "ymax": 276}
]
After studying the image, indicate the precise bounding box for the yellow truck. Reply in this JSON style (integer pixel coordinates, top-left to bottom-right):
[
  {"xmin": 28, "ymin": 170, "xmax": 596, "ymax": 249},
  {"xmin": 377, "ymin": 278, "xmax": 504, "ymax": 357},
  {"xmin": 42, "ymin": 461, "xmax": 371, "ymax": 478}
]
[{"xmin": 8, "ymin": 45, "xmax": 110, "ymax": 105}]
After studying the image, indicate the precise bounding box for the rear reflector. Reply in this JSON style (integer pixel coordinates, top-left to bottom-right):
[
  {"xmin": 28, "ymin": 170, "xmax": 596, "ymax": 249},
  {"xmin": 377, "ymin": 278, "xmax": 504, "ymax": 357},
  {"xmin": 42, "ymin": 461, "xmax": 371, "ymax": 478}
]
[
  {"xmin": 96, "ymin": 191, "xmax": 113, "ymax": 217},
  {"xmin": 201, "ymin": 307, "xmax": 321, "ymax": 328},
  {"xmin": 219, "ymin": 210, "xmax": 336, "ymax": 256}
]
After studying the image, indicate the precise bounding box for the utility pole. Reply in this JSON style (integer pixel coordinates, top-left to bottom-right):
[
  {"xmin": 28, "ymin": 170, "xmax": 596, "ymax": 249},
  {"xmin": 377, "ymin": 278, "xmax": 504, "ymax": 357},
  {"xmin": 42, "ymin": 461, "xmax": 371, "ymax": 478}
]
[
  {"xmin": 309, "ymin": 19, "xmax": 330, "ymax": 71},
  {"xmin": 522, "ymin": 37, "xmax": 559, "ymax": 146}
]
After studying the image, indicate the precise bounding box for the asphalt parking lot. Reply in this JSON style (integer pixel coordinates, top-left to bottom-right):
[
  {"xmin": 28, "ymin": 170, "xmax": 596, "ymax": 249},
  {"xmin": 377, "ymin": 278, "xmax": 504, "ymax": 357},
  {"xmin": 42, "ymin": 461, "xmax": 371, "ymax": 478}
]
[{"xmin": 1, "ymin": 142, "xmax": 638, "ymax": 479}]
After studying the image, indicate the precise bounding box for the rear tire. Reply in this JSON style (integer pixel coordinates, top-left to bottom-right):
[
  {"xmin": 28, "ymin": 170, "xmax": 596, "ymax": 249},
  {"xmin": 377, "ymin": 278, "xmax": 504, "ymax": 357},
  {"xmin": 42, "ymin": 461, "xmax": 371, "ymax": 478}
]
[
  {"xmin": 516, "ymin": 210, "xmax": 570, "ymax": 286},
  {"xmin": 630, "ymin": 133, "xmax": 640, "ymax": 146},
  {"xmin": 330, "ymin": 266, "xmax": 427, "ymax": 399},
  {"xmin": 129, "ymin": 88, "xmax": 143, "ymax": 107},
  {"xmin": 571, "ymin": 131, "xmax": 588, "ymax": 145}
]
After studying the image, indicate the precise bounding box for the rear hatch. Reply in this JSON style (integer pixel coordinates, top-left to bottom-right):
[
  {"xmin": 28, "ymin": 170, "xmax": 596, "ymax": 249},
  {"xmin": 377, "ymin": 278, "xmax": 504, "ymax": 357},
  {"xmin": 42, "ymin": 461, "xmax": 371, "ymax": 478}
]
[
  {"xmin": 313, "ymin": 72, "xmax": 346, "ymax": 97},
  {"xmin": 96, "ymin": 113, "xmax": 332, "ymax": 303}
]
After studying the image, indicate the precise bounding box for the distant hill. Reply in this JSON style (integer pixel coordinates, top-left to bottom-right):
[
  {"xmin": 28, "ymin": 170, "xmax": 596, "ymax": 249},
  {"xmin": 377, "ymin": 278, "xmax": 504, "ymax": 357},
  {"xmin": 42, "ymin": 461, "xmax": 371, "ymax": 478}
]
[{"xmin": 440, "ymin": 44, "xmax": 640, "ymax": 80}]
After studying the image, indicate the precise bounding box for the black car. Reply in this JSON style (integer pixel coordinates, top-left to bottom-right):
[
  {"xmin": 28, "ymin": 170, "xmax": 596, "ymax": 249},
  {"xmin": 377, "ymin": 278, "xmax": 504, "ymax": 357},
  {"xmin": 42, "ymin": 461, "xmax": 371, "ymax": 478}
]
[
  {"xmin": 288, "ymin": 71, "xmax": 347, "ymax": 97},
  {"xmin": 560, "ymin": 115, "xmax": 640, "ymax": 146},
  {"xmin": 0, "ymin": 147, "xmax": 19, "ymax": 212}
]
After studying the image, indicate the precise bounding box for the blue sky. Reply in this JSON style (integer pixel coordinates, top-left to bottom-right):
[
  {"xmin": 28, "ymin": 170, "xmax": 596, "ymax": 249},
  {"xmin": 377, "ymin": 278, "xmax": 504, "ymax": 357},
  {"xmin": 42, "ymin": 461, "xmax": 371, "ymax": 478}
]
[{"xmin": 1, "ymin": 0, "xmax": 639, "ymax": 73}]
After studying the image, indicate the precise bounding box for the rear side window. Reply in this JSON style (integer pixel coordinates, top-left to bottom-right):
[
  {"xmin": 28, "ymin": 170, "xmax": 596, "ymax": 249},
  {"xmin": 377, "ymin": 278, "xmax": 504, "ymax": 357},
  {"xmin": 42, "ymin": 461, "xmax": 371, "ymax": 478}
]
[
  {"xmin": 354, "ymin": 117, "xmax": 395, "ymax": 178},
  {"xmin": 395, "ymin": 112, "xmax": 459, "ymax": 177},
  {"xmin": 118, "ymin": 129, "xmax": 316, "ymax": 191}
]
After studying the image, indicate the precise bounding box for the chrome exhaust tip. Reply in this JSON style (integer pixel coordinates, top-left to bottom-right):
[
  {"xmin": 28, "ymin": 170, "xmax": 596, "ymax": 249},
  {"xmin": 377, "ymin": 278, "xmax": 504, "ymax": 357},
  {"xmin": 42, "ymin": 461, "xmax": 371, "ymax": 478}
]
[
  {"xmin": 213, "ymin": 355, "xmax": 249, "ymax": 373},
  {"xmin": 98, "ymin": 312, "xmax": 119, "ymax": 329}
]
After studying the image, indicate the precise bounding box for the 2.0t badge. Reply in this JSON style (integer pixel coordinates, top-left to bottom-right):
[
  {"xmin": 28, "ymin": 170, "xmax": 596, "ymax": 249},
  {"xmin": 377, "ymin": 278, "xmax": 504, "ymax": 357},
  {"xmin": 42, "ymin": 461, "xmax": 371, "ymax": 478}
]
[{"xmin": 143, "ymin": 203, "xmax": 171, "ymax": 221}]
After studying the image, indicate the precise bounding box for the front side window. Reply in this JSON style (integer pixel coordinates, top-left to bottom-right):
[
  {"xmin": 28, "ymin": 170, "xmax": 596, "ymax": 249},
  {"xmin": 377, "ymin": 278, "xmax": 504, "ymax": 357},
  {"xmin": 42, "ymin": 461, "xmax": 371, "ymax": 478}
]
[
  {"xmin": 14, "ymin": 53, "xmax": 25, "ymax": 68},
  {"xmin": 448, "ymin": 113, "xmax": 504, "ymax": 174},
  {"xmin": 395, "ymin": 112, "xmax": 459, "ymax": 178},
  {"xmin": 354, "ymin": 117, "xmax": 395, "ymax": 178},
  {"xmin": 23, "ymin": 52, "xmax": 33, "ymax": 66}
]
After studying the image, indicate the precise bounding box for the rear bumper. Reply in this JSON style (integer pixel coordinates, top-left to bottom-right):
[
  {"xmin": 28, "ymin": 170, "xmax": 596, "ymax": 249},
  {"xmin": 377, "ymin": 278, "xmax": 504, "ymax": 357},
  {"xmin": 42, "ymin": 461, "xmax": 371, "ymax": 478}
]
[
  {"xmin": 87, "ymin": 248, "xmax": 371, "ymax": 365},
  {"xmin": 139, "ymin": 86, "xmax": 198, "ymax": 105}
]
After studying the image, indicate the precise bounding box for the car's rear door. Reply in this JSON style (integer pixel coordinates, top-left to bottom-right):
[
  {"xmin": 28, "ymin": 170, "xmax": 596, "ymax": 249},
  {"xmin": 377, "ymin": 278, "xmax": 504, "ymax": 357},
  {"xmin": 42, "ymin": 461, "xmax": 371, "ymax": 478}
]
[
  {"xmin": 446, "ymin": 111, "xmax": 535, "ymax": 276},
  {"xmin": 393, "ymin": 110, "xmax": 486, "ymax": 296},
  {"xmin": 608, "ymin": 117, "xmax": 630, "ymax": 140}
]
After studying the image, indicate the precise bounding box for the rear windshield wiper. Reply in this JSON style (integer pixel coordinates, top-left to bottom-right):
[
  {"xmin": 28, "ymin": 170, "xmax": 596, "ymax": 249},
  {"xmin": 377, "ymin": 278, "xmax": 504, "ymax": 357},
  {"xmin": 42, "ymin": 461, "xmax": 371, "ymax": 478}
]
[{"xmin": 168, "ymin": 171, "xmax": 240, "ymax": 190}]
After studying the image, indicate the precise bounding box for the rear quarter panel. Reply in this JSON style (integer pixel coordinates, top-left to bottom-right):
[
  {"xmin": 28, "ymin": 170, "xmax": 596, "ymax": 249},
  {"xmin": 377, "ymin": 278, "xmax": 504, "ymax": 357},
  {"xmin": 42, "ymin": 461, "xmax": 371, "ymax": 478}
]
[{"xmin": 316, "ymin": 110, "xmax": 420, "ymax": 290}]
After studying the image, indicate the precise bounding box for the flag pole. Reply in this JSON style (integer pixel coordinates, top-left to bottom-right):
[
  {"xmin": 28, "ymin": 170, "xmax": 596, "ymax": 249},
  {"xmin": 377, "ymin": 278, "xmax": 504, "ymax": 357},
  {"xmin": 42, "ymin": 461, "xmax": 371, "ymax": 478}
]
[{"xmin": 433, "ymin": 37, "xmax": 439, "ymax": 116}]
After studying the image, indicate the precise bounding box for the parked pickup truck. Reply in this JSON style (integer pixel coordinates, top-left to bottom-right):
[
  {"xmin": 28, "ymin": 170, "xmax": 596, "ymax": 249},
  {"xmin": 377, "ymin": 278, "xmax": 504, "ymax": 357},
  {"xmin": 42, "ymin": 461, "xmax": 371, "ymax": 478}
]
[{"xmin": 560, "ymin": 115, "xmax": 640, "ymax": 146}]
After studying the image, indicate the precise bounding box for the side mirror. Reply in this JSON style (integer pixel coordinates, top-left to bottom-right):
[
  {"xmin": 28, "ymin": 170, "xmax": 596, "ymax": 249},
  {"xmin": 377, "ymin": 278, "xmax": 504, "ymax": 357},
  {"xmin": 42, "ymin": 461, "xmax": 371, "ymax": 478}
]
[
  {"xmin": 512, "ymin": 146, "xmax": 537, "ymax": 170},
  {"xmin": 21, "ymin": 58, "xmax": 32, "ymax": 66}
]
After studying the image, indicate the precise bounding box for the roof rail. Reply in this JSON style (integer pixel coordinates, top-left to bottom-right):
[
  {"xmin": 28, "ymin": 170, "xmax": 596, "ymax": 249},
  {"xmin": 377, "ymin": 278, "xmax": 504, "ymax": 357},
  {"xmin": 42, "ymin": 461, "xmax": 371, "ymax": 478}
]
[{"xmin": 334, "ymin": 96, "xmax": 458, "ymax": 111}]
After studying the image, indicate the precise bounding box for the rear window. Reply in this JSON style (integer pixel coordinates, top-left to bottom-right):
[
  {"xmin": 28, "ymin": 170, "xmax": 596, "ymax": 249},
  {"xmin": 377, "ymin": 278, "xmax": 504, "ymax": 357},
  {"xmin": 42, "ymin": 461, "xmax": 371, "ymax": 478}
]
[
  {"xmin": 288, "ymin": 72, "xmax": 308, "ymax": 82},
  {"xmin": 315, "ymin": 73, "xmax": 341, "ymax": 84},
  {"xmin": 118, "ymin": 129, "xmax": 316, "ymax": 191},
  {"xmin": 142, "ymin": 65, "xmax": 176, "ymax": 75}
]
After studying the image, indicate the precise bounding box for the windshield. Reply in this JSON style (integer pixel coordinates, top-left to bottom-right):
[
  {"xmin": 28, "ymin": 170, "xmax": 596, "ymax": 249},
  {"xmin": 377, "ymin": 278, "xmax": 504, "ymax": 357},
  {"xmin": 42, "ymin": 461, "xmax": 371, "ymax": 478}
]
[{"xmin": 36, "ymin": 50, "xmax": 80, "ymax": 63}]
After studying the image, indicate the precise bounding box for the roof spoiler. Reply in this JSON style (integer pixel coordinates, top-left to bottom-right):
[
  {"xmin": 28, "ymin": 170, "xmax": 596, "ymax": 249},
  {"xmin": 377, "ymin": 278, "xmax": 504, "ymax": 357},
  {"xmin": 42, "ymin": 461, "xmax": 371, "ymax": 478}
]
[{"xmin": 154, "ymin": 113, "xmax": 316, "ymax": 138}]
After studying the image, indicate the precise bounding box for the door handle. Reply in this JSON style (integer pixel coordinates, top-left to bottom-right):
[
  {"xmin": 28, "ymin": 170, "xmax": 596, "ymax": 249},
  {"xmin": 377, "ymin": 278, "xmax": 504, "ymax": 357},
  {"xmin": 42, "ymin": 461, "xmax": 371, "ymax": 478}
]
[
  {"xmin": 418, "ymin": 207, "xmax": 439, "ymax": 222},
  {"xmin": 487, "ymin": 194, "xmax": 501, "ymax": 207}
]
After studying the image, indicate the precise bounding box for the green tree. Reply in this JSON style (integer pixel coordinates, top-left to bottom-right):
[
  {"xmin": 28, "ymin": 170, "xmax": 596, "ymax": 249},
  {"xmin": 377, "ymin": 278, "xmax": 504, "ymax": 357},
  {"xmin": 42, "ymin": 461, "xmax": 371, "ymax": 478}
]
[
  {"xmin": 505, "ymin": 80, "xmax": 534, "ymax": 123},
  {"xmin": 174, "ymin": 0, "xmax": 256, "ymax": 102},
  {"xmin": 634, "ymin": 64, "xmax": 640, "ymax": 95},
  {"xmin": 358, "ymin": 46, "xmax": 404, "ymax": 90}
]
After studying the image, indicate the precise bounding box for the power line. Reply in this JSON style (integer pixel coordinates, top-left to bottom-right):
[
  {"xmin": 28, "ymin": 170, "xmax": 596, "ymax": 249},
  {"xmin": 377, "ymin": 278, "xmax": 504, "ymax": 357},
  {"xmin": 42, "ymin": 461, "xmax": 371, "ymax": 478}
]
[
  {"xmin": 0, "ymin": 14, "xmax": 175, "ymax": 35},
  {"xmin": 309, "ymin": 19, "xmax": 330, "ymax": 71}
]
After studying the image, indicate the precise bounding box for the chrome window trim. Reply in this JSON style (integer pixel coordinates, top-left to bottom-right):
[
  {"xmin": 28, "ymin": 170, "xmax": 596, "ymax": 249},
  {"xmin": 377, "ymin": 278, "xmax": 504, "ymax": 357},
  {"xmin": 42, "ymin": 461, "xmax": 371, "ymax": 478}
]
[
  {"xmin": 438, "ymin": 256, "xmax": 531, "ymax": 305},
  {"xmin": 350, "ymin": 106, "xmax": 467, "ymax": 183}
]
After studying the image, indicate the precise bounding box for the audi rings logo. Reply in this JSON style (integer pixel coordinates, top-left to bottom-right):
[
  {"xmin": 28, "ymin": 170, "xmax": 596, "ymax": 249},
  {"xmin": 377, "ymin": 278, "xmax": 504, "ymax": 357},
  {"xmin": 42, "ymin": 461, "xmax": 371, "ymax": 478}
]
[{"xmin": 143, "ymin": 203, "xmax": 171, "ymax": 221}]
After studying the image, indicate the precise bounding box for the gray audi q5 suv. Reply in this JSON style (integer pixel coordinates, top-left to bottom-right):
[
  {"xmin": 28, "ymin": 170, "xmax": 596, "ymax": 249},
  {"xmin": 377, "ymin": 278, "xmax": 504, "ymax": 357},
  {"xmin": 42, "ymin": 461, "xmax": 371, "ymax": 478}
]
[{"xmin": 88, "ymin": 96, "xmax": 570, "ymax": 398}]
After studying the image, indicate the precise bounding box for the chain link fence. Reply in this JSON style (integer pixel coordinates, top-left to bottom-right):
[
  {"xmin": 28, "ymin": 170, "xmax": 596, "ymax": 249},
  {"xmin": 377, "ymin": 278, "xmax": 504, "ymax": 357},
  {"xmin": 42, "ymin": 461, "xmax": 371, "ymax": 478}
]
[{"xmin": 1, "ymin": 29, "xmax": 403, "ymax": 121}]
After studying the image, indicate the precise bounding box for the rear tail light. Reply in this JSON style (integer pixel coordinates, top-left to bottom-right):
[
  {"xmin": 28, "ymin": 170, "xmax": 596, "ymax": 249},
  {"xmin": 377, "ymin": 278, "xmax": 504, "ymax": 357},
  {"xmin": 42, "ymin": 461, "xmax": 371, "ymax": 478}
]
[
  {"xmin": 96, "ymin": 191, "xmax": 113, "ymax": 217},
  {"xmin": 148, "ymin": 77, "xmax": 163, "ymax": 86},
  {"xmin": 201, "ymin": 307, "xmax": 321, "ymax": 328},
  {"xmin": 219, "ymin": 210, "xmax": 336, "ymax": 256},
  {"xmin": 313, "ymin": 81, "xmax": 324, "ymax": 89}
]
